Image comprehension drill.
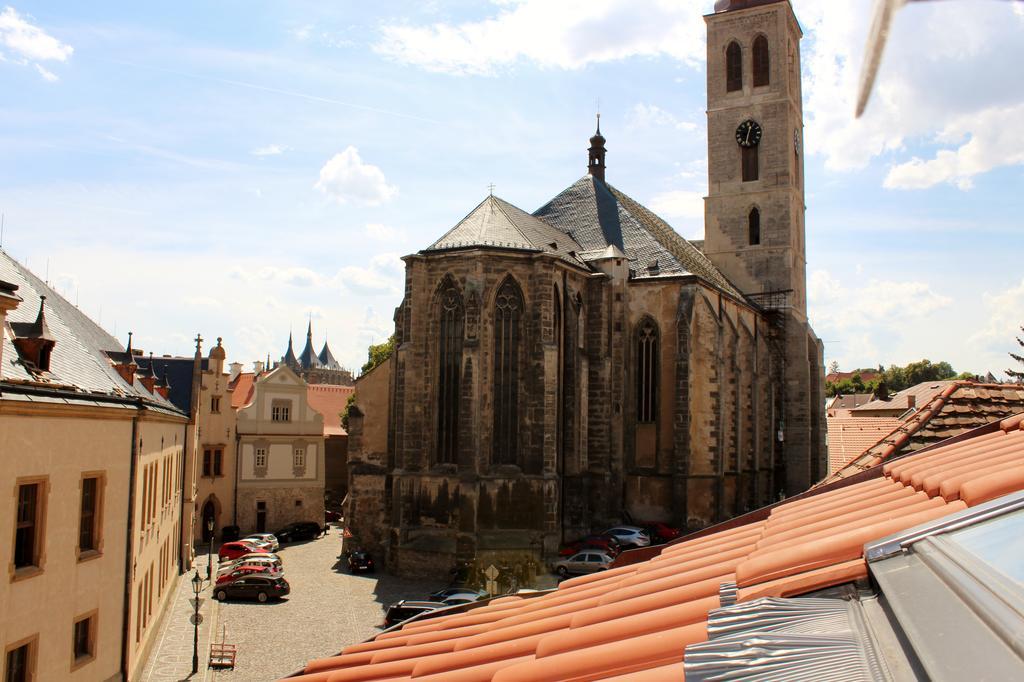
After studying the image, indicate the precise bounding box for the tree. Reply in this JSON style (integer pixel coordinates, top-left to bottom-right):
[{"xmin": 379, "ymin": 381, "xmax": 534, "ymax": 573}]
[
  {"xmin": 1009, "ymin": 325, "xmax": 1024, "ymax": 383},
  {"xmin": 827, "ymin": 360, "xmax": 840, "ymax": 375},
  {"xmin": 341, "ymin": 391, "xmax": 357, "ymax": 431},
  {"xmin": 361, "ymin": 334, "xmax": 395, "ymax": 375}
]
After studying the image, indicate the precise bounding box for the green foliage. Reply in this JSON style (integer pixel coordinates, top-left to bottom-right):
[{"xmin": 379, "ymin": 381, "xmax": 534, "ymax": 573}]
[
  {"xmin": 361, "ymin": 334, "xmax": 395, "ymax": 375},
  {"xmin": 1009, "ymin": 325, "xmax": 1024, "ymax": 383},
  {"xmin": 826, "ymin": 359, "xmax": 960, "ymax": 398},
  {"xmin": 341, "ymin": 391, "xmax": 357, "ymax": 431}
]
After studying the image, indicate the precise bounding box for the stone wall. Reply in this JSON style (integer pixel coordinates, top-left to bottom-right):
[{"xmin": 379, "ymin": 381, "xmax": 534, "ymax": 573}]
[{"xmin": 236, "ymin": 485, "xmax": 324, "ymax": 535}]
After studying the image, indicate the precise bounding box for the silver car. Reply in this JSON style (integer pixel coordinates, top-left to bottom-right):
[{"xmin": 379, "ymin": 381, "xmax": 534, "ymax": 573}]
[
  {"xmin": 603, "ymin": 526, "xmax": 652, "ymax": 549},
  {"xmin": 553, "ymin": 551, "xmax": 614, "ymax": 577},
  {"xmin": 242, "ymin": 533, "xmax": 280, "ymax": 552}
]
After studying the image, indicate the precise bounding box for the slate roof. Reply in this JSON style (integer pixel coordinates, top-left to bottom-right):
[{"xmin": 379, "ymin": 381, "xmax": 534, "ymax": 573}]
[
  {"xmin": 307, "ymin": 383, "xmax": 354, "ymax": 437},
  {"xmin": 287, "ymin": 412, "xmax": 1024, "ymax": 681},
  {"xmin": 827, "ymin": 416, "xmax": 902, "ymax": 474},
  {"xmin": 826, "ymin": 381, "xmax": 1024, "ymax": 483},
  {"xmin": 851, "ymin": 380, "xmax": 955, "ymax": 416},
  {"xmin": 533, "ymin": 176, "xmax": 742, "ymax": 296},
  {"xmin": 144, "ymin": 355, "xmax": 209, "ymax": 415},
  {"xmin": 319, "ymin": 341, "xmax": 342, "ymax": 371},
  {"xmin": 0, "ymin": 249, "xmax": 180, "ymax": 413},
  {"xmin": 826, "ymin": 393, "xmax": 875, "ymax": 413},
  {"xmin": 425, "ymin": 195, "xmax": 585, "ymax": 267}
]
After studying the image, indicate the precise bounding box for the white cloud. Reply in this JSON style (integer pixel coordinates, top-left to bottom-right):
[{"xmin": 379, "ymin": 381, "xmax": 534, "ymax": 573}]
[
  {"xmin": 365, "ymin": 223, "xmax": 404, "ymax": 241},
  {"xmin": 626, "ymin": 103, "xmax": 697, "ymax": 132},
  {"xmin": 374, "ymin": 0, "xmax": 706, "ymax": 75},
  {"xmin": 967, "ymin": 278, "xmax": 1024, "ymax": 378},
  {"xmin": 33, "ymin": 62, "xmax": 56, "ymax": 81},
  {"xmin": 798, "ymin": 0, "xmax": 1024, "ymax": 186},
  {"xmin": 0, "ymin": 6, "xmax": 72, "ymax": 81},
  {"xmin": 339, "ymin": 253, "xmax": 404, "ymax": 296},
  {"xmin": 648, "ymin": 189, "xmax": 704, "ymax": 222},
  {"xmin": 314, "ymin": 146, "xmax": 397, "ymax": 206},
  {"xmin": 883, "ymin": 104, "xmax": 1024, "ymax": 190},
  {"xmin": 250, "ymin": 143, "xmax": 290, "ymax": 157}
]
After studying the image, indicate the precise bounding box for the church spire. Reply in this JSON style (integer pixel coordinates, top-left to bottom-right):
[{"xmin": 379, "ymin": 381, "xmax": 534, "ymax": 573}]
[{"xmin": 588, "ymin": 113, "xmax": 607, "ymax": 182}]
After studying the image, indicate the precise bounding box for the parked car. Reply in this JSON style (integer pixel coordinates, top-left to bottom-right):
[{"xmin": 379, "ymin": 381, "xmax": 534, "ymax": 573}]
[
  {"xmin": 558, "ymin": 534, "xmax": 621, "ymax": 557},
  {"xmin": 214, "ymin": 575, "xmax": 290, "ymax": 603},
  {"xmin": 218, "ymin": 555, "xmax": 283, "ymax": 576},
  {"xmin": 243, "ymin": 533, "xmax": 280, "ymax": 552},
  {"xmin": 638, "ymin": 521, "xmax": 681, "ymax": 544},
  {"xmin": 215, "ymin": 565, "xmax": 280, "ymax": 585},
  {"xmin": 383, "ymin": 601, "xmax": 446, "ymax": 628},
  {"xmin": 553, "ymin": 551, "xmax": 614, "ymax": 577},
  {"xmin": 218, "ymin": 541, "xmax": 268, "ymax": 562},
  {"xmin": 240, "ymin": 536, "xmax": 275, "ymax": 552},
  {"xmin": 274, "ymin": 521, "xmax": 323, "ymax": 543},
  {"xmin": 602, "ymin": 526, "xmax": 652, "ymax": 549},
  {"xmin": 221, "ymin": 525, "xmax": 240, "ymax": 542},
  {"xmin": 325, "ymin": 509, "xmax": 342, "ymax": 523},
  {"xmin": 347, "ymin": 550, "xmax": 375, "ymax": 573},
  {"xmin": 428, "ymin": 587, "xmax": 488, "ymax": 602}
]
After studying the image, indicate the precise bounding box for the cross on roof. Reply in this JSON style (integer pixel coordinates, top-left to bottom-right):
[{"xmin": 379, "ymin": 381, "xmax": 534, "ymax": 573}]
[{"xmin": 488, "ymin": 183, "xmax": 496, "ymax": 196}]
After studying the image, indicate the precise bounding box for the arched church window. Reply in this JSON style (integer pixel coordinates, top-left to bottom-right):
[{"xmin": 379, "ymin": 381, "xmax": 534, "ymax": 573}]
[
  {"xmin": 437, "ymin": 281, "xmax": 464, "ymax": 464},
  {"xmin": 748, "ymin": 207, "xmax": 761, "ymax": 245},
  {"xmin": 493, "ymin": 278, "xmax": 523, "ymax": 465},
  {"xmin": 726, "ymin": 41, "xmax": 742, "ymax": 92},
  {"xmin": 753, "ymin": 35, "xmax": 770, "ymax": 87},
  {"xmin": 636, "ymin": 318, "xmax": 659, "ymax": 424}
]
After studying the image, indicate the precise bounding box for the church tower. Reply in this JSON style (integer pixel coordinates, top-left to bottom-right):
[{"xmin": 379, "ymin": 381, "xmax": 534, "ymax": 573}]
[
  {"xmin": 704, "ymin": 0, "xmax": 825, "ymax": 493},
  {"xmin": 703, "ymin": 0, "xmax": 806, "ymax": 316}
]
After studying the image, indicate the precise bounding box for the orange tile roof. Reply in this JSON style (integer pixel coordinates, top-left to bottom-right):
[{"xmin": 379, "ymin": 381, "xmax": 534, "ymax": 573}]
[
  {"xmin": 283, "ymin": 411, "xmax": 1024, "ymax": 682},
  {"xmin": 827, "ymin": 417, "xmax": 902, "ymax": 474},
  {"xmin": 307, "ymin": 384, "xmax": 354, "ymax": 437},
  {"xmin": 826, "ymin": 381, "xmax": 1024, "ymax": 483},
  {"xmin": 228, "ymin": 372, "xmax": 255, "ymax": 409}
]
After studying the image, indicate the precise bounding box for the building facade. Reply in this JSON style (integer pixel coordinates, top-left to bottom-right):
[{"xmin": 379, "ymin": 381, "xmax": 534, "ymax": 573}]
[
  {"xmin": 1, "ymin": 252, "xmax": 188, "ymax": 682},
  {"xmin": 235, "ymin": 365, "xmax": 326, "ymax": 534},
  {"xmin": 193, "ymin": 340, "xmax": 238, "ymax": 547},
  {"xmin": 346, "ymin": 0, "xmax": 825, "ymax": 577}
]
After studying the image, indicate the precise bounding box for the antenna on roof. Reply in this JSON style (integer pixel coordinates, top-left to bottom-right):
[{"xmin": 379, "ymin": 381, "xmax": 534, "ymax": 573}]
[{"xmin": 488, "ymin": 183, "xmax": 496, "ymax": 196}]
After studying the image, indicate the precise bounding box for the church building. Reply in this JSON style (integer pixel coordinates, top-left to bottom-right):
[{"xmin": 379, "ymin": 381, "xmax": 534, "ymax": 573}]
[{"xmin": 346, "ymin": 0, "xmax": 825, "ymax": 576}]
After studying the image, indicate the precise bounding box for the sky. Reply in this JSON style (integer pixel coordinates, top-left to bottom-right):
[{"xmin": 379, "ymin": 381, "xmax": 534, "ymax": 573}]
[{"xmin": 1, "ymin": 0, "xmax": 1022, "ymax": 378}]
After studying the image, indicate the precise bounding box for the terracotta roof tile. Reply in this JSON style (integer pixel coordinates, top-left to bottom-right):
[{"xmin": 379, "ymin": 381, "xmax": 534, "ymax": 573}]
[
  {"xmin": 306, "ymin": 383, "xmax": 354, "ymax": 436},
  {"xmin": 827, "ymin": 417, "xmax": 903, "ymax": 473},
  {"xmin": 228, "ymin": 372, "xmax": 255, "ymax": 409},
  {"xmin": 288, "ymin": 412, "xmax": 1024, "ymax": 681}
]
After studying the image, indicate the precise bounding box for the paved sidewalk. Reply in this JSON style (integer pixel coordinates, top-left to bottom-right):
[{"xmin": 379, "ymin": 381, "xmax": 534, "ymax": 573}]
[{"xmin": 141, "ymin": 555, "xmax": 221, "ymax": 682}]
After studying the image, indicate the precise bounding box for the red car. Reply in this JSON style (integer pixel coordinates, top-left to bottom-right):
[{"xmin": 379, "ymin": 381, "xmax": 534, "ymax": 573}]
[
  {"xmin": 638, "ymin": 521, "xmax": 682, "ymax": 543},
  {"xmin": 218, "ymin": 541, "xmax": 268, "ymax": 562},
  {"xmin": 216, "ymin": 565, "xmax": 278, "ymax": 586},
  {"xmin": 558, "ymin": 535, "xmax": 621, "ymax": 557}
]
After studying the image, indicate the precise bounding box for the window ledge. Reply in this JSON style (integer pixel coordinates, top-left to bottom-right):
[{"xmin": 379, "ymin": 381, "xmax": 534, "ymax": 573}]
[
  {"xmin": 10, "ymin": 565, "xmax": 43, "ymax": 583},
  {"xmin": 70, "ymin": 654, "xmax": 95, "ymax": 672},
  {"xmin": 77, "ymin": 549, "xmax": 103, "ymax": 564}
]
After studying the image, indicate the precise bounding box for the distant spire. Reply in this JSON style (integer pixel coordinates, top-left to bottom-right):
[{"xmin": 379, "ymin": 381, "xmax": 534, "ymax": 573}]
[
  {"xmin": 24, "ymin": 295, "xmax": 55, "ymax": 341},
  {"xmin": 588, "ymin": 114, "xmax": 607, "ymax": 182},
  {"xmin": 125, "ymin": 331, "xmax": 134, "ymax": 358},
  {"xmin": 283, "ymin": 330, "xmax": 299, "ymax": 368}
]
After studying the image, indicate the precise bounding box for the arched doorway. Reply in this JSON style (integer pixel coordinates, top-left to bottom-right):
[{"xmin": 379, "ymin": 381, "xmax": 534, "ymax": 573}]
[{"xmin": 201, "ymin": 499, "xmax": 216, "ymax": 542}]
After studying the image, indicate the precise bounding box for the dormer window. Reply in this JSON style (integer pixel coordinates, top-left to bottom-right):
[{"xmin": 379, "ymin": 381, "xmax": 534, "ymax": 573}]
[{"xmin": 11, "ymin": 296, "xmax": 57, "ymax": 373}]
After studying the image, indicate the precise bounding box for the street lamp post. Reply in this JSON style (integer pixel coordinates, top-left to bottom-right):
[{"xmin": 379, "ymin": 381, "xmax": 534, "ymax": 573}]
[
  {"xmin": 206, "ymin": 518, "xmax": 215, "ymax": 581},
  {"xmin": 190, "ymin": 569, "xmax": 203, "ymax": 675}
]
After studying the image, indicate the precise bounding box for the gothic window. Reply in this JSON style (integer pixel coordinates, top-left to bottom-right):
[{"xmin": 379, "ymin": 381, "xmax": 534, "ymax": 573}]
[
  {"xmin": 636, "ymin": 318, "xmax": 659, "ymax": 423},
  {"xmin": 436, "ymin": 281, "xmax": 464, "ymax": 464},
  {"xmin": 492, "ymin": 278, "xmax": 523, "ymax": 465},
  {"xmin": 726, "ymin": 41, "xmax": 742, "ymax": 92},
  {"xmin": 749, "ymin": 207, "xmax": 761, "ymax": 245},
  {"xmin": 753, "ymin": 35, "xmax": 770, "ymax": 87},
  {"xmin": 742, "ymin": 145, "xmax": 759, "ymax": 182}
]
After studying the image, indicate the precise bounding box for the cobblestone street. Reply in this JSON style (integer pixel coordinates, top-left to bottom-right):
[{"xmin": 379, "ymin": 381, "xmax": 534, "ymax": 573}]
[{"xmin": 141, "ymin": 526, "xmax": 443, "ymax": 681}]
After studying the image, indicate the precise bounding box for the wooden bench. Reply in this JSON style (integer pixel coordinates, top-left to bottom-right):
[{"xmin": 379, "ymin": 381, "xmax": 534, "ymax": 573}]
[{"xmin": 209, "ymin": 642, "xmax": 237, "ymax": 669}]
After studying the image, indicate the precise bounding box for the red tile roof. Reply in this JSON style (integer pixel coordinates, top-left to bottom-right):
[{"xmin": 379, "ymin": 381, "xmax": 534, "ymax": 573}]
[
  {"xmin": 284, "ymin": 412, "xmax": 1024, "ymax": 682},
  {"xmin": 851, "ymin": 380, "xmax": 955, "ymax": 415},
  {"xmin": 827, "ymin": 381, "xmax": 1024, "ymax": 483},
  {"xmin": 229, "ymin": 372, "xmax": 255, "ymax": 409},
  {"xmin": 825, "ymin": 370, "xmax": 880, "ymax": 385},
  {"xmin": 307, "ymin": 384, "xmax": 354, "ymax": 437},
  {"xmin": 827, "ymin": 417, "xmax": 903, "ymax": 474}
]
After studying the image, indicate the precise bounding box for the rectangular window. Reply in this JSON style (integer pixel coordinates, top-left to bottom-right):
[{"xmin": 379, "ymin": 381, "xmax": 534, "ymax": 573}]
[
  {"xmin": 14, "ymin": 483, "xmax": 41, "ymax": 569},
  {"xmin": 5, "ymin": 640, "xmax": 33, "ymax": 682},
  {"xmin": 72, "ymin": 614, "xmax": 94, "ymax": 663},
  {"xmin": 742, "ymin": 145, "xmax": 759, "ymax": 182},
  {"xmin": 271, "ymin": 401, "xmax": 291, "ymax": 422},
  {"xmin": 293, "ymin": 449, "xmax": 305, "ymax": 468},
  {"xmin": 255, "ymin": 448, "xmax": 267, "ymax": 468},
  {"xmin": 79, "ymin": 477, "xmax": 100, "ymax": 554},
  {"xmin": 213, "ymin": 449, "xmax": 223, "ymax": 477},
  {"xmin": 202, "ymin": 449, "xmax": 212, "ymax": 477},
  {"xmin": 210, "ymin": 396, "xmax": 220, "ymax": 413}
]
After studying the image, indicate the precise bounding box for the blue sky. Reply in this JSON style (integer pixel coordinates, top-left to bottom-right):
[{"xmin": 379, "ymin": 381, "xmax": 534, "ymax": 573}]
[{"xmin": 1, "ymin": 1, "xmax": 1022, "ymax": 377}]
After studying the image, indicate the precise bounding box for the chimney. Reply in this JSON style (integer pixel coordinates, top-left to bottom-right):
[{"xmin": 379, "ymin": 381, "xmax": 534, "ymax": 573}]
[
  {"xmin": 0, "ymin": 280, "xmax": 24, "ymax": 378},
  {"xmin": 229, "ymin": 362, "xmax": 243, "ymax": 381},
  {"xmin": 907, "ymin": 394, "xmax": 916, "ymax": 409},
  {"xmin": 253, "ymin": 360, "xmax": 265, "ymax": 374}
]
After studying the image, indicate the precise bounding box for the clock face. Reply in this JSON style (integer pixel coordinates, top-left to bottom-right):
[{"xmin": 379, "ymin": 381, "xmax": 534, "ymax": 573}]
[{"xmin": 735, "ymin": 120, "xmax": 762, "ymax": 148}]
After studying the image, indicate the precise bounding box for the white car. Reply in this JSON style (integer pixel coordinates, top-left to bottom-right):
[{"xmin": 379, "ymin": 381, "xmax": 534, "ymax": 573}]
[
  {"xmin": 553, "ymin": 551, "xmax": 614, "ymax": 577},
  {"xmin": 241, "ymin": 535, "xmax": 277, "ymax": 552},
  {"xmin": 602, "ymin": 526, "xmax": 652, "ymax": 549},
  {"xmin": 243, "ymin": 533, "xmax": 280, "ymax": 552},
  {"xmin": 218, "ymin": 553, "xmax": 283, "ymax": 574}
]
